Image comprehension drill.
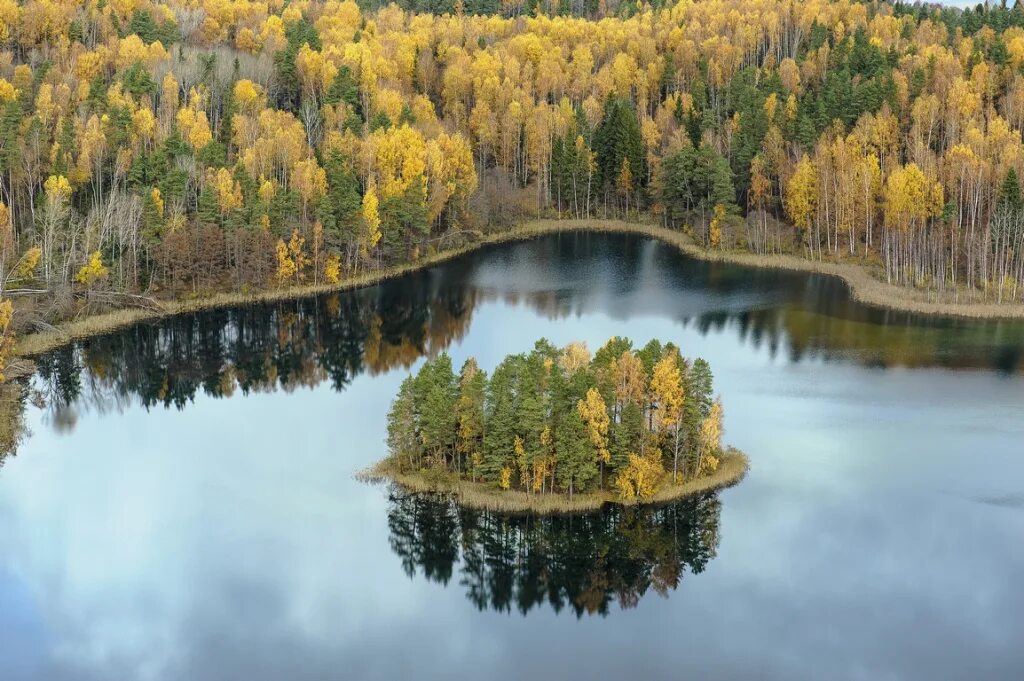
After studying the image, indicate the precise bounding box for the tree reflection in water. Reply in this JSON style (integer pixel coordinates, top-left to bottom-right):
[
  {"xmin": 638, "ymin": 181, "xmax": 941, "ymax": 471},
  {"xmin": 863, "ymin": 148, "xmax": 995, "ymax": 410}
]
[
  {"xmin": 19, "ymin": 232, "xmax": 1024, "ymax": 448},
  {"xmin": 386, "ymin": 489, "xmax": 722, "ymax": 617}
]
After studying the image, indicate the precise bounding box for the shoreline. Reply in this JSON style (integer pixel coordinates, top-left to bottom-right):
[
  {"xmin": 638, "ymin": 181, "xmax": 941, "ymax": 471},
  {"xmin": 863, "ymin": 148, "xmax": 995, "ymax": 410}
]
[
  {"xmin": 360, "ymin": 449, "xmax": 750, "ymax": 515},
  {"xmin": 14, "ymin": 218, "xmax": 1024, "ymax": 359}
]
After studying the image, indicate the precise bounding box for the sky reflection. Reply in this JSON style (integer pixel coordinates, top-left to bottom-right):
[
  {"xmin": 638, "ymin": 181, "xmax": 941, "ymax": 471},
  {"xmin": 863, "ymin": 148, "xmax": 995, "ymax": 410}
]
[{"xmin": 1, "ymin": 234, "xmax": 1023, "ymax": 680}]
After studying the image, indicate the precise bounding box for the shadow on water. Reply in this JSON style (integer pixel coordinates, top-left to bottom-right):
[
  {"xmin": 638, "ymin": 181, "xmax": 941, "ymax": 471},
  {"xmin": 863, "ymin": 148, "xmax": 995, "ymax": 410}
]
[
  {"xmin": 11, "ymin": 231, "xmax": 1024, "ymax": 459},
  {"xmin": 386, "ymin": 488, "xmax": 722, "ymax": 618}
]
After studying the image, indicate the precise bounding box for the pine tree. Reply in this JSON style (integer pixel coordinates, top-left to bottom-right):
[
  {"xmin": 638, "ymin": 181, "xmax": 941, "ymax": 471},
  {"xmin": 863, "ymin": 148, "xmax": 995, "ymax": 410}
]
[
  {"xmin": 611, "ymin": 399, "xmax": 644, "ymax": 472},
  {"xmin": 387, "ymin": 376, "xmax": 421, "ymax": 471},
  {"xmin": 455, "ymin": 358, "xmax": 486, "ymax": 476},
  {"xmin": 593, "ymin": 95, "xmax": 645, "ymax": 203},
  {"xmin": 555, "ymin": 408, "xmax": 597, "ymax": 498},
  {"xmin": 516, "ymin": 348, "xmax": 550, "ymax": 490},
  {"xmin": 1000, "ymin": 168, "xmax": 1022, "ymax": 212},
  {"xmin": 482, "ymin": 355, "xmax": 520, "ymax": 482},
  {"xmin": 660, "ymin": 143, "xmax": 735, "ymax": 229},
  {"xmin": 685, "ymin": 357, "xmax": 714, "ymax": 473},
  {"xmin": 414, "ymin": 354, "xmax": 458, "ymax": 465},
  {"xmin": 321, "ymin": 151, "xmax": 364, "ymax": 255}
]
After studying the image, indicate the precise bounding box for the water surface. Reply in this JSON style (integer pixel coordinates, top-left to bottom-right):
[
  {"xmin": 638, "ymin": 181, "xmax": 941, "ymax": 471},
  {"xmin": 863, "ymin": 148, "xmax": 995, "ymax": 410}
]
[{"xmin": 2, "ymin": 233, "xmax": 1023, "ymax": 680}]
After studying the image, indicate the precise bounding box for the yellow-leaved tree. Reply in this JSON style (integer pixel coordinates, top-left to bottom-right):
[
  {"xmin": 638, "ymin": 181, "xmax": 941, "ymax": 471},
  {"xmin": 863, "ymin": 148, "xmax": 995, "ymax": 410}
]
[
  {"xmin": 577, "ymin": 387, "xmax": 610, "ymax": 487},
  {"xmin": 615, "ymin": 449, "xmax": 665, "ymax": 501},
  {"xmin": 559, "ymin": 341, "xmax": 591, "ymax": 375},
  {"xmin": 0, "ymin": 298, "xmax": 13, "ymax": 383},
  {"xmin": 650, "ymin": 350, "xmax": 686, "ymax": 481},
  {"xmin": 709, "ymin": 203, "xmax": 726, "ymax": 249},
  {"xmin": 513, "ymin": 434, "xmax": 528, "ymax": 492},
  {"xmin": 275, "ymin": 239, "xmax": 296, "ymax": 283},
  {"xmin": 287, "ymin": 229, "xmax": 309, "ymax": 282},
  {"xmin": 698, "ymin": 398, "xmax": 724, "ymax": 474},
  {"xmin": 75, "ymin": 251, "xmax": 109, "ymax": 288},
  {"xmin": 361, "ymin": 181, "xmax": 381, "ymax": 261},
  {"xmin": 784, "ymin": 154, "xmax": 818, "ymax": 255},
  {"xmin": 324, "ymin": 254, "xmax": 341, "ymax": 284}
]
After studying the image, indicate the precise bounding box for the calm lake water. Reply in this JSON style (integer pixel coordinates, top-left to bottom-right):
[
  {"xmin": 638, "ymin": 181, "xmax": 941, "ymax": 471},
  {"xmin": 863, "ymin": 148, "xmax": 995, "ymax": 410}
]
[{"xmin": 2, "ymin": 232, "xmax": 1023, "ymax": 680}]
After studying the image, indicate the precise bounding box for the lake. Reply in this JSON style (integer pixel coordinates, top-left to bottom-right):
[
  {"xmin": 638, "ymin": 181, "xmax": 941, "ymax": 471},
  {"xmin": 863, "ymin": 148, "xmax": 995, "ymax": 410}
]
[{"xmin": 2, "ymin": 232, "xmax": 1023, "ymax": 680}]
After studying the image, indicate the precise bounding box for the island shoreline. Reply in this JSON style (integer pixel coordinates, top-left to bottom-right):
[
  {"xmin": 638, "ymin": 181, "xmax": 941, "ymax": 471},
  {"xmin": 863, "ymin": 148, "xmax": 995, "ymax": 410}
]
[
  {"xmin": 15, "ymin": 218, "xmax": 1024, "ymax": 360},
  {"xmin": 360, "ymin": 448, "xmax": 750, "ymax": 515}
]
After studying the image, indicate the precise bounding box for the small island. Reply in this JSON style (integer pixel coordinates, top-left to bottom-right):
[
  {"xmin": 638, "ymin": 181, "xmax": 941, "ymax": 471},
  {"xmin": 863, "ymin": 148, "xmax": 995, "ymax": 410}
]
[{"xmin": 368, "ymin": 336, "xmax": 748, "ymax": 513}]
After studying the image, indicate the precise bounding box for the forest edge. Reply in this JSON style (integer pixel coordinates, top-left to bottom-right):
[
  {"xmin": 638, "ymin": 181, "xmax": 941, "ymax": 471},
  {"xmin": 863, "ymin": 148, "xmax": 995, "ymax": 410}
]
[{"xmin": 14, "ymin": 217, "xmax": 1024, "ymax": 367}]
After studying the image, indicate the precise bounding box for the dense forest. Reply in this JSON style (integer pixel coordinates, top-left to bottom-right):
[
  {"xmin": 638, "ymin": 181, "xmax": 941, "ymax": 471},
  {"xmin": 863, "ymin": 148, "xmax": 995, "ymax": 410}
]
[
  {"xmin": 385, "ymin": 337, "xmax": 724, "ymax": 500},
  {"xmin": 4, "ymin": 0, "xmax": 1024, "ymax": 373}
]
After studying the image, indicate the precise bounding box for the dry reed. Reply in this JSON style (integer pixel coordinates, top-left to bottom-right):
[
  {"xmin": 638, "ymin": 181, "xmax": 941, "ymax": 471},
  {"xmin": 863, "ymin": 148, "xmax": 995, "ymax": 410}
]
[
  {"xmin": 16, "ymin": 217, "xmax": 1024, "ymax": 360},
  {"xmin": 360, "ymin": 448, "xmax": 749, "ymax": 515}
]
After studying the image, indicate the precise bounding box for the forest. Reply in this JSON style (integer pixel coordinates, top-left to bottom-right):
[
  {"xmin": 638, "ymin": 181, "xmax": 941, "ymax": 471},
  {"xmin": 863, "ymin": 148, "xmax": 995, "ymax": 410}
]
[
  {"xmin": 5, "ymin": 0, "xmax": 1024, "ymax": 376},
  {"xmin": 384, "ymin": 336, "xmax": 727, "ymax": 502}
]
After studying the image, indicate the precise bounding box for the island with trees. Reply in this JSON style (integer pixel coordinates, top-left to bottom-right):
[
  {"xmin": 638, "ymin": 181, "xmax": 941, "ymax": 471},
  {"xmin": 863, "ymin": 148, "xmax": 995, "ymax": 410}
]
[{"xmin": 371, "ymin": 337, "xmax": 748, "ymax": 513}]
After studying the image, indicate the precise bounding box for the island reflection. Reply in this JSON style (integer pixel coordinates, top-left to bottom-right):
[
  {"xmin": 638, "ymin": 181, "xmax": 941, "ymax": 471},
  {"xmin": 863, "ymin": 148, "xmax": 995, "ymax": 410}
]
[
  {"xmin": 386, "ymin": 488, "xmax": 722, "ymax": 617},
  {"xmin": 26, "ymin": 233, "xmax": 1024, "ymax": 439}
]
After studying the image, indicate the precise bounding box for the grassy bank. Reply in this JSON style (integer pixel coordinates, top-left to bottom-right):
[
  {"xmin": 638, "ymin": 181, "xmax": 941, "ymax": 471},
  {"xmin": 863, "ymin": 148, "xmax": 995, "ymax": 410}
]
[
  {"xmin": 14, "ymin": 217, "xmax": 1024, "ymax": 360},
  {"xmin": 360, "ymin": 448, "xmax": 749, "ymax": 514},
  {"xmin": 533, "ymin": 219, "xmax": 1024, "ymax": 319}
]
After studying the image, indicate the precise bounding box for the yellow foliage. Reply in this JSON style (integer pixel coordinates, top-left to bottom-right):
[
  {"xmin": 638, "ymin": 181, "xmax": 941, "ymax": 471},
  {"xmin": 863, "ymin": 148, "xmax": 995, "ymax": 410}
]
[
  {"xmin": 577, "ymin": 388, "xmax": 610, "ymax": 464},
  {"xmin": 238, "ymin": 109, "xmax": 308, "ymax": 182},
  {"xmin": 650, "ymin": 350, "xmax": 684, "ymax": 427},
  {"xmin": 784, "ymin": 154, "xmax": 817, "ymax": 237},
  {"xmin": 235, "ymin": 27, "xmax": 261, "ymax": 54},
  {"xmin": 177, "ymin": 107, "xmax": 213, "ymax": 150},
  {"xmin": 160, "ymin": 73, "xmax": 180, "ymax": 113},
  {"xmin": 233, "ymin": 79, "xmax": 265, "ymax": 113},
  {"xmin": 699, "ymin": 398, "xmax": 724, "ymax": 462},
  {"xmin": 132, "ymin": 108, "xmax": 156, "ymax": 140},
  {"xmin": 615, "ymin": 449, "xmax": 665, "ymax": 501},
  {"xmin": 0, "ymin": 78, "xmax": 17, "ymax": 102},
  {"xmin": 11, "ymin": 247, "xmax": 42, "ymax": 281},
  {"xmin": 613, "ymin": 349, "xmax": 645, "ymax": 405},
  {"xmin": 884, "ymin": 163, "xmax": 944, "ymax": 233},
  {"xmin": 116, "ymin": 35, "xmax": 149, "ymax": 70},
  {"xmin": 0, "ymin": 298, "xmax": 13, "ymax": 383},
  {"xmin": 2, "ymin": 0, "xmax": 1022, "ymax": 309},
  {"xmin": 499, "ymin": 466, "xmax": 512, "ymax": 490},
  {"xmin": 361, "ymin": 181, "xmax": 381, "ymax": 256},
  {"xmin": 44, "ymin": 175, "xmax": 72, "ymax": 203},
  {"xmin": 364, "ymin": 124, "xmax": 427, "ymax": 199},
  {"xmin": 291, "ymin": 158, "xmax": 328, "ymax": 205},
  {"xmin": 258, "ymin": 179, "xmax": 276, "ymax": 203},
  {"xmin": 559, "ymin": 341, "xmax": 590, "ymax": 374},
  {"xmin": 150, "ymin": 188, "xmax": 164, "ymax": 217},
  {"xmin": 325, "ymin": 254, "xmax": 342, "ymax": 284},
  {"xmin": 709, "ymin": 203, "xmax": 726, "ymax": 249},
  {"xmin": 208, "ymin": 168, "xmax": 243, "ymax": 214},
  {"xmin": 275, "ymin": 239, "xmax": 296, "ymax": 283},
  {"xmin": 513, "ymin": 434, "xmax": 528, "ymax": 488},
  {"xmin": 75, "ymin": 251, "xmax": 109, "ymax": 287},
  {"xmin": 287, "ymin": 229, "xmax": 309, "ymax": 281}
]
